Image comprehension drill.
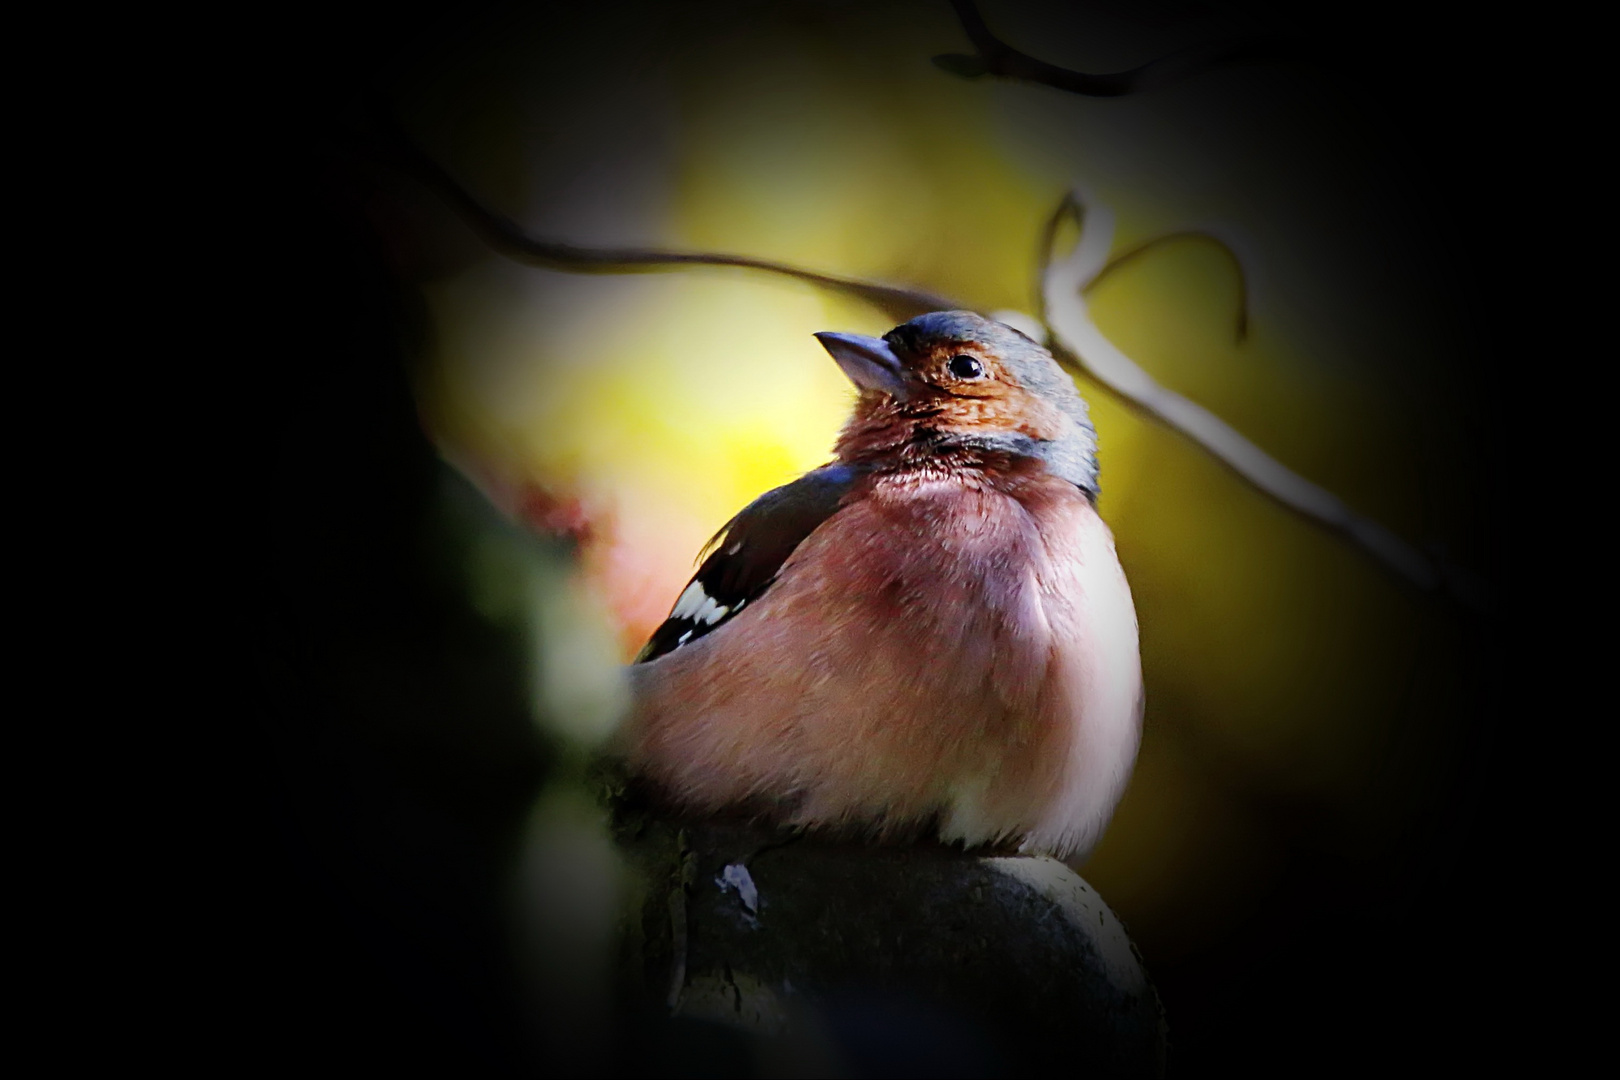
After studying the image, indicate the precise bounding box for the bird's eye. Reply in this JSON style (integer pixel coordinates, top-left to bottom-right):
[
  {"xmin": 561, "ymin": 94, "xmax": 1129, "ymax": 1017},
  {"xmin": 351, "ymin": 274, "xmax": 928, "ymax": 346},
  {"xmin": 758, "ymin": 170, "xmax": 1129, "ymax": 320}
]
[{"xmin": 948, "ymin": 355, "xmax": 985, "ymax": 380}]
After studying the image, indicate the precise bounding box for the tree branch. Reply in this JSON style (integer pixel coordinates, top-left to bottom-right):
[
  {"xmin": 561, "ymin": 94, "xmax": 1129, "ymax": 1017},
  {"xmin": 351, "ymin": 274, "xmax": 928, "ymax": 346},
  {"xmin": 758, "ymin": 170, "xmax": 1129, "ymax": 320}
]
[
  {"xmin": 366, "ymin": 109, "xmax": 957, "ymax": 325},
  {"xmin": 1038, "ymin": 191, "xmax": 1486, "ymax": 610},
  {"xmin": 1084, "ymin": 230, "xmax": 1250, "ymax": 343},
  {"xmin": 933, "ymin": 0, "xmax": 1284, "ymax": 97}
]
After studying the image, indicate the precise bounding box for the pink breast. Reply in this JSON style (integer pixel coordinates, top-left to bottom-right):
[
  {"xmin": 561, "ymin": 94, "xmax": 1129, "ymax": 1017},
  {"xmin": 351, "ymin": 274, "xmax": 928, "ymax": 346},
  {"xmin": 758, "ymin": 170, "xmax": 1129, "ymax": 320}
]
[{"xmin": 625, "ymin": 474, "xmax": 1142, "ymax": 859}]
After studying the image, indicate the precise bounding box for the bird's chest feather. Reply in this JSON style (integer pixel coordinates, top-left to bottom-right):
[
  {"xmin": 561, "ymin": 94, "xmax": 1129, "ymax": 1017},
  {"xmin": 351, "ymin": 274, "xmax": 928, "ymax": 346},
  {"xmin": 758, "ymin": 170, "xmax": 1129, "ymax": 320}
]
[
  {"xmin": 783, "ymin": 474, "xmax": 1139, "ymax": 851},
  {"xmin": 786, "ymin": 475, "xmax": 1074, "ymax": 705},
  {"xmin": 625, "ymin": 468, "xmax": 1140, "ymax": 856}
]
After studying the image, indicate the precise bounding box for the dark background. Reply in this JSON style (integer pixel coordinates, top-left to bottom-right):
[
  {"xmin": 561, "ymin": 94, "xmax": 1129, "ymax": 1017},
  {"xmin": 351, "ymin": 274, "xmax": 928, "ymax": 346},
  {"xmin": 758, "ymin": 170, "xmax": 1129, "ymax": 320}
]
[{"xmin": 235, "ymin": 1, "xmax": 1524, "ymax": 1073}]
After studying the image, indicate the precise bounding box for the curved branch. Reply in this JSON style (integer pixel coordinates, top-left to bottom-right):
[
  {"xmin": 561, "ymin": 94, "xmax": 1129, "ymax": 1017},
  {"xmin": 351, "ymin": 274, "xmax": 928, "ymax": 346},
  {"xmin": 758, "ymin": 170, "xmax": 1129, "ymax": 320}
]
[
  {"xmin": 1084, "ymin": 231, "xmax": 1250, "ymax": 343},
  {"xmin": 1038, "ymin": 190, "xmax": 1485, "ymax": 610},
  {"xmin": 367, "ymin": 110, "xmax": 959, "ymax": 324},
  {"xmin": 933, "ymin": 0, "xmax": 1284, "ymax": 97}
]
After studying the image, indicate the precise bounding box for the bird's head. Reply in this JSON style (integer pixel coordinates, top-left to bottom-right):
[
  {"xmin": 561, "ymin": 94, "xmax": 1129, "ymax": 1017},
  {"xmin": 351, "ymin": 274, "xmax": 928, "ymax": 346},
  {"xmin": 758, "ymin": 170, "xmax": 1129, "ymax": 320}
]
[{"xmin": 817, "ymin": 311, "xmax": 1100, "ymax": 495}]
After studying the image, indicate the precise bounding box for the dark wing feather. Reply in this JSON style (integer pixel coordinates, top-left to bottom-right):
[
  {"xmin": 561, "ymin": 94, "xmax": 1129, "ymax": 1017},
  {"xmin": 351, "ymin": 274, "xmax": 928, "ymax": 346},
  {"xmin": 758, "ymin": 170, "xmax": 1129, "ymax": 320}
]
[{"xmin": 634, "ymin": 464, "xmax": 859, "ymax": 663}]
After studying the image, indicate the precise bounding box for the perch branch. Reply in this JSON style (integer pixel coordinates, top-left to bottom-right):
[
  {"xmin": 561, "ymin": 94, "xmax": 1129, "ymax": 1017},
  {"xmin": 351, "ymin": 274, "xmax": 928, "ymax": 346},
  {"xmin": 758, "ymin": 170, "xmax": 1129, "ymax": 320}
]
[
  {"xmin": 933, "ymin": 0, "xmax": 1283, "ymax": 97},
  {"xmin": 1039, "ymin": 191, "xmax": 1484, "ymax": 609}
]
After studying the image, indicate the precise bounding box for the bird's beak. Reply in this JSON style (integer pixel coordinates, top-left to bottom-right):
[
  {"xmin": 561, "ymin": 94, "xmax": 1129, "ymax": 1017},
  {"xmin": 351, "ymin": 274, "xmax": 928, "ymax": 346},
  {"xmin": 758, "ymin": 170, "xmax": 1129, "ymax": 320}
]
[{"xmin": 815, "ymin": 332, "xmax": 909, "ymax": 400}]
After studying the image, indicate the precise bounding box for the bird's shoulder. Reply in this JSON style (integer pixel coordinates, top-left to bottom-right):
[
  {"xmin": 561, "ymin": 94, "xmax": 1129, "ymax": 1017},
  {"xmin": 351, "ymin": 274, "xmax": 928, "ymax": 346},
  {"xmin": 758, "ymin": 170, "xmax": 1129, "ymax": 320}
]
[{"xmin": 634, "ymin": 464, "xmax": 861, "ymax": 663}]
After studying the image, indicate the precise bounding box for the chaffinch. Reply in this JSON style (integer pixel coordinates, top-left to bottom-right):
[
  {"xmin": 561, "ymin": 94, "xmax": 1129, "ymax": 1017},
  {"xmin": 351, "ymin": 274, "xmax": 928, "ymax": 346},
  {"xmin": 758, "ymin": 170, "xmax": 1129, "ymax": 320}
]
[{"xmin": 623, "ymin": 311, "xmax": 1142, "ymax": 859}]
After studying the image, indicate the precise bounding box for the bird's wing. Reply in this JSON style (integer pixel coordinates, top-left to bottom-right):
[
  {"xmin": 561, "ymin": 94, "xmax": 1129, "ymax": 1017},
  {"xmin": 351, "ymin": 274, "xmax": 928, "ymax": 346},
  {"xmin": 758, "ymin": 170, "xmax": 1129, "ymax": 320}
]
[{"xmin": 634, "ymin": 464, "xmax": 859, "ymax": 663}]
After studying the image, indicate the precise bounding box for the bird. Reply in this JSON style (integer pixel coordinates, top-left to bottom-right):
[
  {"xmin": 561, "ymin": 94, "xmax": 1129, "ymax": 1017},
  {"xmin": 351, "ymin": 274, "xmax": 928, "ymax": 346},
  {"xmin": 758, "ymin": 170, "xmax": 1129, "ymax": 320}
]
[{"xmin": 620, "ymin": 311, "xmax": 1142, "ymax": 860}]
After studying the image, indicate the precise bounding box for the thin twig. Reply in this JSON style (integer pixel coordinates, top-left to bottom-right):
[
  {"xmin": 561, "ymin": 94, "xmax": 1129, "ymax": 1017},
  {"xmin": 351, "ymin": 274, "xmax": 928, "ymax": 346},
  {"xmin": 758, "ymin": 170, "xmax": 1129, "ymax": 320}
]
[
  {"xmin": 367, "ymin": 108, "xmax": 958, "ymax": 325},
  {"xmin": 1038, "ymin": 190, "xmax": 1484, "ymax": 610},
  {"xmin": 933, "ymin": 0, "xmax": 1283, "ymax": 97},
  {"xmin": 1084, "ymin": 231, "xmax": 1250, "ymax": 342}
]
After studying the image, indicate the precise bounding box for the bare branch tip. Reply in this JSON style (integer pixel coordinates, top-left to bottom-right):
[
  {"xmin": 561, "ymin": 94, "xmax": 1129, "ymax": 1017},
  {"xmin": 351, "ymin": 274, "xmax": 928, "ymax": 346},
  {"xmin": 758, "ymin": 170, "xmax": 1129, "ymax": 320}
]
[
  {"xmin": 932, "ymin": 54, "xmax": 989, "ymax": 79},
  {"xmin": 941, "ymin": 1, "xmax": 1274, "ymax": 99}
]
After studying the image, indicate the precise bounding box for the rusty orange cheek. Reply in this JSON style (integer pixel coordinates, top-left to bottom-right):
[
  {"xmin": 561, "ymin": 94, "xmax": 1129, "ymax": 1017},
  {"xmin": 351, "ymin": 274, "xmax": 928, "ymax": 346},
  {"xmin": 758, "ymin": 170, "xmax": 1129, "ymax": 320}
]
[{"xmin": 930, "ymin": 387, "xmax": 1071, "ymax": 441}]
